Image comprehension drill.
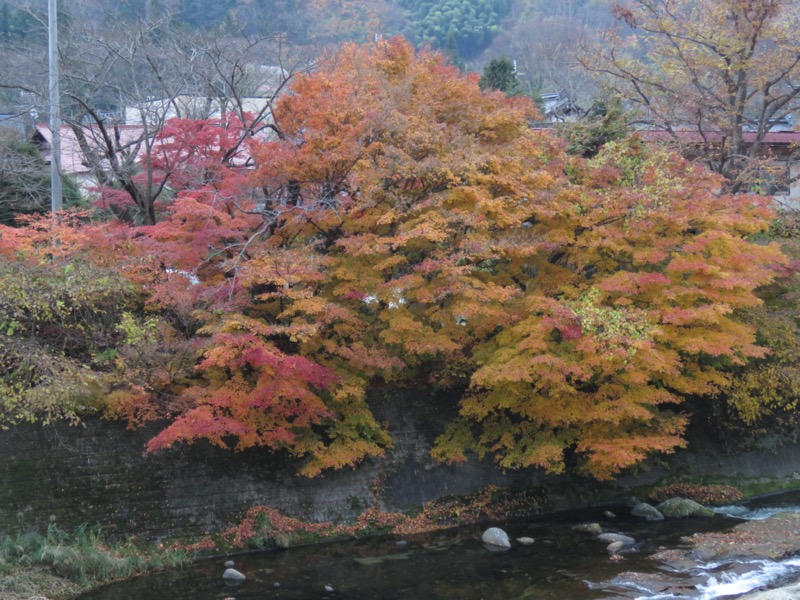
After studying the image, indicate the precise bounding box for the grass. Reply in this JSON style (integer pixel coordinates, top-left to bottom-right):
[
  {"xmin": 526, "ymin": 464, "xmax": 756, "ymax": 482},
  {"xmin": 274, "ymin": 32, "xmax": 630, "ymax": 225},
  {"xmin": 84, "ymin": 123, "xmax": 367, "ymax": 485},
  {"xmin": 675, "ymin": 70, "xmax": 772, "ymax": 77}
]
[
  {"xmin": 0, "ymin": 566, "xmax": 82, "ymax": 600},
  {"xmin": 0, "ymin": 523, "xmax": 192, "ymax": 599}
]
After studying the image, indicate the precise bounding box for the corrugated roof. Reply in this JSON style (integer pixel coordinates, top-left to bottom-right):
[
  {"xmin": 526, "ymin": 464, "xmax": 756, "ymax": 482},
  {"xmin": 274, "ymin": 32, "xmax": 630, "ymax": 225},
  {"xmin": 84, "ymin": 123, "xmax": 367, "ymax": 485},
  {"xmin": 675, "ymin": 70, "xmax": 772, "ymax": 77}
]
[
  {"xmin": 34, "ymin": 123, "xmax": 150, "ymax": 175},
  {"xmin": 640, "ymin": 129, "xmax": 800, "ymax": 145}
]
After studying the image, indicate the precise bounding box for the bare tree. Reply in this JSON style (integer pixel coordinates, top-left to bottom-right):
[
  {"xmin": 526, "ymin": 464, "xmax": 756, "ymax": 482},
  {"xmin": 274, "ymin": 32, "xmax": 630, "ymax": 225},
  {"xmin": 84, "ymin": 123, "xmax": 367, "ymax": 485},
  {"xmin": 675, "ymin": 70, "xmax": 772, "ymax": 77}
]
[
  {"xmin": 172, "ymin": 26, "xmax": 305, "ymax": 162},
  {"xmin": 0, "ymin": 7, "xmax": 307, "ymax": 225},
  {"xmin": 56, "ymin": 15, "xmax": 307, "ymax": 224},
  {"xmin": 482, "ymin": 0, "xmax": 612, "ymax": 118},
  {"xmin": 587, "ymin": 0, "xmax": 800, "ymax": 192}
]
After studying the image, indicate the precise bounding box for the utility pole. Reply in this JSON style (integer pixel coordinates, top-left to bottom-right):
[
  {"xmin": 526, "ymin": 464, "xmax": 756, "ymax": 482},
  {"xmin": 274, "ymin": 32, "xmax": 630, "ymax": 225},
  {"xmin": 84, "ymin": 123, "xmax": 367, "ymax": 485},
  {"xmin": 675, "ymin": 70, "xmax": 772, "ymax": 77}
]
[{"xmin": 48, "ymin": 0, "xmax": 62, "ymax": 212}]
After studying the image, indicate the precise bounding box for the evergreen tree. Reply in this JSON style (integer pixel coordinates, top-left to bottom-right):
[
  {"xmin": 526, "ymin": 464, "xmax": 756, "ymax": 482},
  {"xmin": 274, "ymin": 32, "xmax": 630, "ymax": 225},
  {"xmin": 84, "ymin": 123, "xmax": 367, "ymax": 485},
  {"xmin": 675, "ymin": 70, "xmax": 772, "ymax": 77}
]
[
  {"xmin": 398, "ymin": 0, "xmax": 511, "ymax": 59},
  {"xmin": 445, "ymin": 29, "xmax": 463, "ymax": 70},
  {"xmin": 560, "ymin": 98, "xmax": 629, "ymax": 158},
  {"xmin": 479, "ymin": 56, "xmax": 523, "ymax": 96},
  {"xmin": 0, "ymin": 134, "xmax": 81, "ymax": 226}
]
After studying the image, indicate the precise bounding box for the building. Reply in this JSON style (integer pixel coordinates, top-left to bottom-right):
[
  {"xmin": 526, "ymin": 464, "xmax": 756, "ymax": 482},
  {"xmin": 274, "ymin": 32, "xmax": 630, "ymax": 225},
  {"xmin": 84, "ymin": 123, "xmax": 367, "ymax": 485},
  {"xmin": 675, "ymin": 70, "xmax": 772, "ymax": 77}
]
[
  {"xmin": 124, "ymin": 96, "xmax": 271, "ymax": 127},
  {"xmin": 32, "ymin": 123, "xmax": 149, "ymax": 192},
  {"xmin": 641, "ymin": 129, "xmax": 800, "ymax": 207}
]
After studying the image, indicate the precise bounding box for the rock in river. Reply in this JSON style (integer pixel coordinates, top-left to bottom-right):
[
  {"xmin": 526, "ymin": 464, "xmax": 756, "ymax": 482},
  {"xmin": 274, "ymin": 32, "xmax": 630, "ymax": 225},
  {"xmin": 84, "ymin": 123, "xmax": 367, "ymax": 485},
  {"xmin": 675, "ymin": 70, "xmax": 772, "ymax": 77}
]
[
  {"xmin": 606, "ymin": 541, "xmax": 626, "ymax": 555},
  {"xmin": 516, "ymin": 537, "xmax": 534, "ymax": 545},
  {"xmin": 598, "ymin": 533, "xmax": 635, "ymax": 545},
  {"xmin": 481, "ymin": 527, "xmax": 511, "ymax": 549},
  {"xmin": 631, "ymin": 502, "xmax": 664, "ymax": 521},
  {"xmin": 656, "ymin": 497, "xmax": 714, "ymax": 518},
  {"xmin": 222, "ymin": 568, "xmax": 246, "ymax": 583},
  {"xmin": 573, "ymin": 522, "xmax": 603, "ymax": 535}
]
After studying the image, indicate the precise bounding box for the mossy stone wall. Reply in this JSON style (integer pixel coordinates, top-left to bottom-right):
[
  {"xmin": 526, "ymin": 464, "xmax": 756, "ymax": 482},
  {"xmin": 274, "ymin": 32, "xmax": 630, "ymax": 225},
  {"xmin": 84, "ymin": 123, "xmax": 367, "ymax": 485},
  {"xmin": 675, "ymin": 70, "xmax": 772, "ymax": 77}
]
[
  {"xmin": 0, "ymin": 394, "xmax": 528, "ymax": 541},
  {"xmin": 2, "ymin": 394, "xmax": 800, "ymax": 542}
]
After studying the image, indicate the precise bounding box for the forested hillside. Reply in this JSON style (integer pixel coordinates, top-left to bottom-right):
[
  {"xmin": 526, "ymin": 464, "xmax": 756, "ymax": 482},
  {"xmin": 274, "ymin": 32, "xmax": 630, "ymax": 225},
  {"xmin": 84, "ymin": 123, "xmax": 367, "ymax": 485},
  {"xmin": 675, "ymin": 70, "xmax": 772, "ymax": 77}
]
[{"xmin": 0, "ymin": 0, "xmax": 605, "ymax": 66}]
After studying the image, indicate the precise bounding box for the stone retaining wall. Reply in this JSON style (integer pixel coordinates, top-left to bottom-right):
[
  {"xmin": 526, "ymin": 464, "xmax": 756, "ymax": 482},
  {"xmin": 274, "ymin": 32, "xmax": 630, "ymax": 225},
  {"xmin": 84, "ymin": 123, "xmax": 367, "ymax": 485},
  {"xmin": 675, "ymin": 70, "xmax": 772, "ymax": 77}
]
[
  {"xmin": 0, "ymin": 393, "xmax": 530, "ymax": 541},
  {"xmin": 2, "ymin": 392, "xmax": 800, "ymax": 541}
]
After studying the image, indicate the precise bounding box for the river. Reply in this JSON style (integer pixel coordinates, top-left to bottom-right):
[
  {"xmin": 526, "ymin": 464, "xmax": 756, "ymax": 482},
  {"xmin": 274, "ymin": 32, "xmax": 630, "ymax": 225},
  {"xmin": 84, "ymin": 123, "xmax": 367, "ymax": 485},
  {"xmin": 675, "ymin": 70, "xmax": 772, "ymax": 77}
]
[{"xmin": 79, "ymin": 491, "xmax": 800, "ymax": 599}]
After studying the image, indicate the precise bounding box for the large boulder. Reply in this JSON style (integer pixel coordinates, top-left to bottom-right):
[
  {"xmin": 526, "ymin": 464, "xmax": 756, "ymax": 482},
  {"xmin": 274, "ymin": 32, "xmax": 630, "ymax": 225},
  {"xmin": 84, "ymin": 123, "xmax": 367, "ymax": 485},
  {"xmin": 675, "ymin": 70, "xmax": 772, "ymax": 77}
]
[
  {"xmin": 631, "ymin": 502, "xmax": 664, "ymax": 521},
  {"xmin": 481, "ymin": 527, "xmax": 511, "ymax": 549},
  {"xmin": 656, "ymin": 497, "xmax": 714, "ymax": 518}
]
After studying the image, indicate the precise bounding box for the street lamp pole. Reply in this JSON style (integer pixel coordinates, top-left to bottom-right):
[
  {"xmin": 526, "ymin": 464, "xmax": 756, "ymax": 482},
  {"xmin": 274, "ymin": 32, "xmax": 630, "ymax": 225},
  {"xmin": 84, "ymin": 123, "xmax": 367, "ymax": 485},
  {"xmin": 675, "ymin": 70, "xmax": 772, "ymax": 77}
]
[{"xmin": 48, "ymin": 0, "xmax": 62, "ymax": 212}]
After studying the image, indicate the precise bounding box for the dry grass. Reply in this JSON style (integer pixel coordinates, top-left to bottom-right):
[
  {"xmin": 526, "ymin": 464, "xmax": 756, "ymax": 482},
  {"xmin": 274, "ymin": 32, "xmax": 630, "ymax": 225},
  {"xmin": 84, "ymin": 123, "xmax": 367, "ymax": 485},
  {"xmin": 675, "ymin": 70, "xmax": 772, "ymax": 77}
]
[
  {"xmin": 0, "ymin": 524, "xmax": 191, "ymax": 600},
  {"xmin": 0, "ymin": 566, "xmax": 82, "ymax": 600}
]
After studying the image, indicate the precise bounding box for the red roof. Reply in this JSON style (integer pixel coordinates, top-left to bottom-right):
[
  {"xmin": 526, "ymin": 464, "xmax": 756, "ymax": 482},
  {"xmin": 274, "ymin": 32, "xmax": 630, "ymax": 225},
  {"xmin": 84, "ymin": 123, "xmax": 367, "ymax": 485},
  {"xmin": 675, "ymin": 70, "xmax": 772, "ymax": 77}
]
[
  {"xmin": 34, "ymin": 123, "xmax": 150, "ymax": 175},
  {"xmin": 35, "ymin": 121, "xmax": 258, "ymax": 177},
  {"xmin": 640, "ymin": 129, "xmax": 800, "ymax": 145}
]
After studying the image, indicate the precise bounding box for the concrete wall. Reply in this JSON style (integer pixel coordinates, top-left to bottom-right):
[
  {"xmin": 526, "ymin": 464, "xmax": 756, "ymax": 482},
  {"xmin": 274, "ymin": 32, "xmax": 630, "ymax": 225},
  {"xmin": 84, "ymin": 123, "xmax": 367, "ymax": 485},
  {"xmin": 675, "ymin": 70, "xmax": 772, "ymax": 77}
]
[
  {"xmin": 2, "ymin": 392, "xmax": 800, "ymax": 542},
  {"xmin": 0, "ymin": 418, "xmax": 378, "ymax": 541},
  {"xmin": 0, "ymin": 392, "xmax": 530, "ymax": 541}
]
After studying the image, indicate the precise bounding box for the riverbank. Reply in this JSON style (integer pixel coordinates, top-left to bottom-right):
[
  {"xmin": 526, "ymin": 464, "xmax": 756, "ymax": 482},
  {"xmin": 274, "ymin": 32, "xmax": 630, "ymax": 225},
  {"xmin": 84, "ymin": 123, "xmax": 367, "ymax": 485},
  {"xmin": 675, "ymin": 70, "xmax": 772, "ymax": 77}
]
[
  {"xmin": 8, "ymin": 493, "xmax": 800, "ymax": 600},
  {"xmin": 739, "ymin": 582, "xmax": 800, "ymax": 600},
  {"xmin": 656, "ymin": 510, "xmax": 800, "ymax": 563},
  {"xmin": 1, "ymin": 567, "xmax": 82, "ymax": 600},
  {"xmin": 71, "ymin": 495, "xmax": 800, "ymax": 600},
  {"xmin": 0, "ymin": 485, "xmax": 537, "ymax": 600},
  {"xmin": 0, "ymin": 524, "xmax": 190, "ymax": 600},
  {"xmin": 608, "ymin": 510, "xmax": 800, "ymax": 599}
]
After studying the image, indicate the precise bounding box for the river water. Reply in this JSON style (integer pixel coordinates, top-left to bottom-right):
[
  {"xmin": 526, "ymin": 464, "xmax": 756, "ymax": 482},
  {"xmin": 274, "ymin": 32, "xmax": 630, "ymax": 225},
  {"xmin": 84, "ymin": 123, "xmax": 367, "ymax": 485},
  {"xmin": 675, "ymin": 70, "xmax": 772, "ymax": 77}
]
[{"xmin": 79, "ymin": 492, "xmax": 800, "ymax": 600}]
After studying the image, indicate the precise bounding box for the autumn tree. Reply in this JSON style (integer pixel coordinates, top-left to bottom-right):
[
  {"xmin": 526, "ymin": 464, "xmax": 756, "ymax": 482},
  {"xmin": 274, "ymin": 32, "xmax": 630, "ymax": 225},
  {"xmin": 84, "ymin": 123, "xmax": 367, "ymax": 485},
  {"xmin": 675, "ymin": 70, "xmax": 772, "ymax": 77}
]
[
  {"xmin": 226, "ymin": 38, "xmax": 780, "ymax": 479},
  {"xmin": 99, "ymin": 114, "xmax": 394, "ymax": 477},
  {"xmin": 591, "ymin": 0, "xmax": 800, "ymax": 191},
  {"xmin": 710, "ymin": 215, "xmax": 800, "ymax": 436},
  {"xmin": 0, "ymin": 38, "xmax": 785, "ymax": 481}
]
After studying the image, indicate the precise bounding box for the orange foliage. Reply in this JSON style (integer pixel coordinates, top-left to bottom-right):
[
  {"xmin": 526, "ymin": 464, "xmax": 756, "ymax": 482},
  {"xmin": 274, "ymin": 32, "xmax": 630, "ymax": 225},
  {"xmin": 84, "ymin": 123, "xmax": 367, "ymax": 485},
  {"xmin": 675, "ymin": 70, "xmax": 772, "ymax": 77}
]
[
  {"xmin": 0, "ymin": 38, "xmax": 785, "ymax": 480},
  {"xmin": 242, "ymin": 38, "xmax": 782, "ymax": 479}
]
